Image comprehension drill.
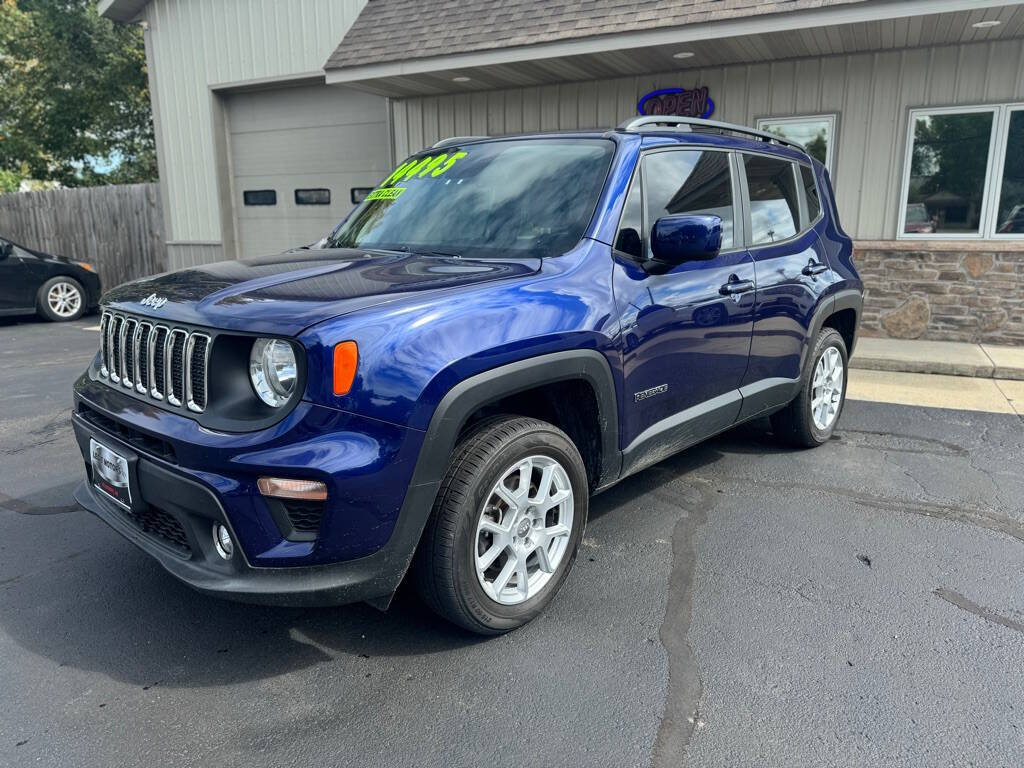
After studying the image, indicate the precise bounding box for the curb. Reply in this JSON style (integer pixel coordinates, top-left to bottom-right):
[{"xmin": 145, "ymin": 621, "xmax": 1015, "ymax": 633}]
[{"xmin": 849, "ymin": 356, "xmax": 1024, "ymax": 381}]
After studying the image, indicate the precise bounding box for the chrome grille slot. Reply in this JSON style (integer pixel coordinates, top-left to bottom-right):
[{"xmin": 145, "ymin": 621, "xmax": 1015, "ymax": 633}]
[
  {"xmin": 95, "ymin": 312, "xmax": 211, "ymax": 414},
  {"xmin": 120, "ymin": 318, "xmax": 138, "ymax": 387},
  {"xmin": 135, "ymin": 322, "xmax": 152, "ymax": 393},
  {"xmin": 166, "ymin": 329, "xmax": 188, "ymax": 407},
  {"xmin": 150, "ymin": 326, "xmax": 168, "ymax": 400},
  {"xmin": 185, "ymin": 333, "xmax": 211, "ymax": 413},
  {"xmin": 99, "ymin": 313, "xmax": 110, "ymax": 376},
  {"xmin": 108, "ymin": 315, "xmax": 123, "ymax": 383}
]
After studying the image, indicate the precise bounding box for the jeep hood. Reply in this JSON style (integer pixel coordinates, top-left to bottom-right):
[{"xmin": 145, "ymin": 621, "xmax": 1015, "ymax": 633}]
[{"xmin": 101, "ymin": 248, "xmax": 541, "ymax": 335}]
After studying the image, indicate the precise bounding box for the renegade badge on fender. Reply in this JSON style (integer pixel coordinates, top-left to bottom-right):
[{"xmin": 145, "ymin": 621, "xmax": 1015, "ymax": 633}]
[{"xmin": 72, "ymin": 117, "xmax": 862, "ymax": 634}]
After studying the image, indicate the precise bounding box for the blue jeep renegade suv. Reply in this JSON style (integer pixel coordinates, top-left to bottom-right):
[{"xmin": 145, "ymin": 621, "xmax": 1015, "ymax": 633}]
[{"xmin": 72, "ymin": 116, "xmax": 862, "ymax": 634}]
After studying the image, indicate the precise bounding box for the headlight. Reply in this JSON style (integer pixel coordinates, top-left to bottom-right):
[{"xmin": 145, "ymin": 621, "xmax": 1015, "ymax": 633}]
[{"xmin": 249, "ymin": 338, "xmax": 297, "ymax": 407}]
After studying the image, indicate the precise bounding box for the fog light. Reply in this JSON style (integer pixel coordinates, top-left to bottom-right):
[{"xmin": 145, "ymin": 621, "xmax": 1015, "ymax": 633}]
[{"xmin": 213, "ymin": 524, "xmax": 234, "ymax": 560}]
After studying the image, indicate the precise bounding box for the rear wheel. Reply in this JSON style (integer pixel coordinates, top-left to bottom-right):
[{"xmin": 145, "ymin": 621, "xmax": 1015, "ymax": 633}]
[
  {"xmin": 771, "ymin": 327, "xmax": 848, "ymax": 448},
  {"xmin": 37, "ymin": 276, "xmax": 85, "ymax": 322},
  {"xmin": 413, "ymin": 416, "xmax": 587, "ymax": 634}
]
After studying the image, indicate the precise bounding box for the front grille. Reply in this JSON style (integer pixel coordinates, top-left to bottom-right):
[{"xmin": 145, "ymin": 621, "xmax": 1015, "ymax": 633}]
[
  {"xmin": 84, "ymin": 460, "xmax": 191, "ymax": 555},
  {"xmin": 77, "ymin": 403, "xmax": 177, "ymax": 463},
  {"xmin": 98, "ymin": 311, "xmax": 210, "ymax": 414},
  {"xmin": 134, "ymin": 504, "xmax": 192, "ymax": 554}
]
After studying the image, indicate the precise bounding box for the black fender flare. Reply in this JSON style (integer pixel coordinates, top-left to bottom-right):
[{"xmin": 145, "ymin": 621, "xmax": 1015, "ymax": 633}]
[
  {"xmin": 369, "ymin": 350, "xmax": 621, "ymax": 606},
  {"xmin": 416, "ymin": 350, "xmax": 620, "ymax": 490},
  {"xmin": 803, "ymin": 288, "xmax": 863, "ymax": 371}
]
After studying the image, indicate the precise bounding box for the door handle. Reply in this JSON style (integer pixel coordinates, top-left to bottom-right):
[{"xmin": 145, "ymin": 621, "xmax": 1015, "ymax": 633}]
[
  {"xmin": 802, "ymin": 261, "xmax": 829, "ymax": 276},
  {"xmin": 719, "ymin": 278, "xmax": 754, "ymax": 296}
]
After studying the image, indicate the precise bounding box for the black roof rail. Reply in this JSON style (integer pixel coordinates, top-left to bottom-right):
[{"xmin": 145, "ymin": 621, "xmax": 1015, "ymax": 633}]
[
  {"xmin": 617, "ymin": 115, "xmax": 807, "ymax": 153},
  {"xmin": 431, "ymin": 135, "xmax": 489, "ymax": 149}
]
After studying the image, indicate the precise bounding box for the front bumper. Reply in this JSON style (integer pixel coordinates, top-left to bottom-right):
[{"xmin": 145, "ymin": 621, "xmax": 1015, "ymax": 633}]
[
  {"xmin": 71, "ymin": 377, "xmax": 438, "ymax": 607},
  {"xmin": 81, "ymin": 271, "xmax": 102, "ymax": 310},
  {"xmin": 73, "ymin": 477, "xmax": 424, "ymax": 607}
]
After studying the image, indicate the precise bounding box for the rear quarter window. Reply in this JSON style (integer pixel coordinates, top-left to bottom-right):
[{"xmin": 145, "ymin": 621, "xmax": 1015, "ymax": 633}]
[
  {"xmin": 743, "ymin": 154, "xmax": 799, "ymax": 245},
  {"xmin": 800, "ymin": 165, "xmax": 821, "ymax": 223}
]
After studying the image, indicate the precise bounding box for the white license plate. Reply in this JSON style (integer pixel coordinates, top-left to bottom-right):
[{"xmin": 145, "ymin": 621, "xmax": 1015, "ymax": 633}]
[{"xmin": 90, "ymin": 439, "xmax": 132, "ymax": 509}]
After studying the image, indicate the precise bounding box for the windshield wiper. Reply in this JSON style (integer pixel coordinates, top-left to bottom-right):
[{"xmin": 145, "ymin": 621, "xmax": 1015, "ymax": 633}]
[
  {"xmin": 417, "ymin": 249, "xmax": 462, "ymax": 259},
  {"xmin": 394, "ymin": 245, "xmax": 463, "ymax": 259}
]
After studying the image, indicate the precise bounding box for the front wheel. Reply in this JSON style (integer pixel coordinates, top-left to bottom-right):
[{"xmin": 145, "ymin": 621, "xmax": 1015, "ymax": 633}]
[
  {"xmin": 771, "ymin": 327, "xmax": 849, "ymax": 448},
  {"xmin": 412, "ymin": 416, "xmax": 588, "ymax": 635},
  {"xmin": 37, "ymin": 276, "xmax": 86, "ymax": 322}
]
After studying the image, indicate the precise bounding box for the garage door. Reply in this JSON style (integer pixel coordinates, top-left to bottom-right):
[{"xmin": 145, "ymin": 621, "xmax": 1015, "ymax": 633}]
[{"xmin": 226, "ymin": 83, "xmax": 390, "ymax": 258}]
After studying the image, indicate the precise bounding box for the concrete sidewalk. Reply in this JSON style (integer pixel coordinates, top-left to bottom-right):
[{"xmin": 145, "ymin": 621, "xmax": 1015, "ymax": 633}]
[
  {"xmin": 851, "ymin": 337, "xmax": 1024, "ymax": 380},
  {"xmin": 847, "ymin": 369, "xmax": 1024, "ymax": 416}
]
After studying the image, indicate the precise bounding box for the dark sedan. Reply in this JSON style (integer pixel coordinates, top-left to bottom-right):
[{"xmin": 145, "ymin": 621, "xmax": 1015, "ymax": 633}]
[{"xmin": 0, "ymin": 237, "xmax": 101, "ymax": 322}]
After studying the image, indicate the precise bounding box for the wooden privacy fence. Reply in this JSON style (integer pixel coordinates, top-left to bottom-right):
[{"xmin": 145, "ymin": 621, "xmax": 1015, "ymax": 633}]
[{"xmin": 0, "ymin": 183, "xmax": 166, "ymax": 289}]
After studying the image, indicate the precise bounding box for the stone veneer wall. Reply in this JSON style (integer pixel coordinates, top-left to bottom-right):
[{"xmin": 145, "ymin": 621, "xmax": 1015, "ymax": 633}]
[{"xmin": 854, "ymin": 242, "xmax": 1024, "ymax": 345}]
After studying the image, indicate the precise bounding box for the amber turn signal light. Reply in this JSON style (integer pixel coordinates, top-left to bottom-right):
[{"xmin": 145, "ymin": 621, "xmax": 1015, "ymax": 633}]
[
  {"xmin": 333, "ymin": 341, "xmax": 358, "ymax": 396},
  {"xmin": 256, "ymin": 477, "xmax": 328, "ymax": 501}
]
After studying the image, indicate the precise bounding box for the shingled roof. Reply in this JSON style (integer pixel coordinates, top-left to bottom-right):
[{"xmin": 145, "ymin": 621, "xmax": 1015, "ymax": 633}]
[{"xmin": 324, "ymin": 0, "xmax": 871, "ymax": 71}]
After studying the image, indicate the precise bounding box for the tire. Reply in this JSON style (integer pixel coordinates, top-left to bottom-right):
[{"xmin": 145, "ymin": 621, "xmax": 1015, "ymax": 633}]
[
  {"xmin": 771, "ymin": 327, "xmax": 849, "ymax": 448},
  {"xmin": 36, "ymin": 276, "xmax": 86, "ymax": 322},
  {"xmin": 412, "ymin": 416, "xmax": 588, "ymax": 635}
]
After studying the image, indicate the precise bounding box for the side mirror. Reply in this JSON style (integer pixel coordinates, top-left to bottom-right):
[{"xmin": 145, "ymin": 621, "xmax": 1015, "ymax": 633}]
[
  {"xmin": 0, "ymin": 241, "xmax": 11, "ymax": 259},
  {"xmin": 650, "ymin": 214, "xmax": 722, "ymax": 266}
]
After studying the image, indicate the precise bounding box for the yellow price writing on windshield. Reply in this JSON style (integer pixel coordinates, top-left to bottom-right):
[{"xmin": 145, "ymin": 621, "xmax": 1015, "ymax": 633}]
[{"xmin": 380, "ymin": 151, "xmax": 468, "ymax": 187}]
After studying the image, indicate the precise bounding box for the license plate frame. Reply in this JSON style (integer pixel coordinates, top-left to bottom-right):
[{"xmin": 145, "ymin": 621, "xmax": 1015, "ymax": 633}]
[{"xmin": 90, "ymin": 438, "xmax": 133, "ymax": 510}]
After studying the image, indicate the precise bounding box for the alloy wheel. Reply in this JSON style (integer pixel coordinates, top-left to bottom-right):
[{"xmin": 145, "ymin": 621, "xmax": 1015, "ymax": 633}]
[
  {"xmin": 474, "ymin": 455, "xmax": 574, "ymax": 605},
  {"xmin": 47, "ymin": 281, "xmax": 82, "ymax": 318},
  {"xmin": 811, "ymin": 346, "xmax": 844, "ymax": 430}
]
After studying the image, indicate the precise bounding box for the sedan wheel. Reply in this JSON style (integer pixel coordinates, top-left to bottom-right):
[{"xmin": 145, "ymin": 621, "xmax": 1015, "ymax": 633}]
[
  {"xmin": 37, "ymin": 276, "xmax": 87, "ymax": 322},
  {"xmin": 47, "ymin": 280, "xmax": 83, "ymax": 319}
]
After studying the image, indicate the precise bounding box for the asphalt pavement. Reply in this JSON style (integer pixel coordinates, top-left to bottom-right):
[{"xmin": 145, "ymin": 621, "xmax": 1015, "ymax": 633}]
[{"xmin": 1, "ymin": 316, "xmax": 1022, "ymax": 768}]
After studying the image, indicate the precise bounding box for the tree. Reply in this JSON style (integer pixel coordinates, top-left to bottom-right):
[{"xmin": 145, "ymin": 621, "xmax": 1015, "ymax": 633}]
[
  {"xmin": 805, "ymin": 131, "xmax": 827, "ymax": 166},
  {"xmin": 910, "ymin": 113, "xmax": 992, "ymax": 200},
  {"xmin": 0, "ymin": 0, "xmax": 156, "ymax": 188}
]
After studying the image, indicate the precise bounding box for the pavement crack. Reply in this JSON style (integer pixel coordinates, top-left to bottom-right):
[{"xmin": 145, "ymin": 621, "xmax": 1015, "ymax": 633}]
[
  {"xmin": 880, "ymin": 449, "xmax": 930, "ymax": 498},
  {"xmin": 836, "ymin": 428, "xmax": 968, "ymax": 457},
  {"xmin": 650, "ymin": 477, "xmax": 716, "ymax": 768},
  {"xmin": 933, "ymin": 587, "xmax": 1024, "ymax": 635},
  {"xmin": 712, "ymin": 477, "xmax": 1024, "ymax": 545}
]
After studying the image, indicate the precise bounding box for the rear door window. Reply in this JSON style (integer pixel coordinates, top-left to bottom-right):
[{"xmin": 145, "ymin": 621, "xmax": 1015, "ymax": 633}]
[{"xmin": 742, "ymin": 154, "xmax": 800, "ymax": 245}]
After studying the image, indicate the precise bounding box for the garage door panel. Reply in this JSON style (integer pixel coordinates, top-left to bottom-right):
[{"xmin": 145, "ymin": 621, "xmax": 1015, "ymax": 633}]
[
  {"xmin": 231, "ymin": 123, "xmax": 390, "ymax": 177},
  {"xmin": 227, "ymin": 84, "xmax": 386, "ymax": 134},
  {"xmin": 238, "ymin": 217, "xmax": 338, "ymax": 258},
  {"xmin": 236, "ymin": 172, "xmax": 379, "ymax": 220},
  {"xmin": 227, "ymin": 83, "xmax": 390, "ymax": 260}
]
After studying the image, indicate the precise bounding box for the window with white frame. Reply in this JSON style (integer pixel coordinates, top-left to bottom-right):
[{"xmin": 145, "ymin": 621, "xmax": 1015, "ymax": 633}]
[
  {"xmin": 899, "ymin": 104, "xmax": 1024, "ymax": 238},
  {"xmin": 756, "ymin": 115, "xmax": 836, "ymax": 173}
]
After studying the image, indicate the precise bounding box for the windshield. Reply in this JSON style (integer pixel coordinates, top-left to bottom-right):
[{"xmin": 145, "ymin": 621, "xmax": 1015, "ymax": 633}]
[
  {"xmin": 906, "ymin": 204, "xmax": 929, "ymax": 223},
  {"xmin": 326, "ymin": 138, "xmax": 614, "ymax": 259}
]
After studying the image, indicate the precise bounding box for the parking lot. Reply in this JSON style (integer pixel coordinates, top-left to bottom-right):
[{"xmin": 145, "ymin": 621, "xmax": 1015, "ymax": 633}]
[{"xmin": 2, "ymin": 316, "xmax": 1022, "ymax": 768}]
